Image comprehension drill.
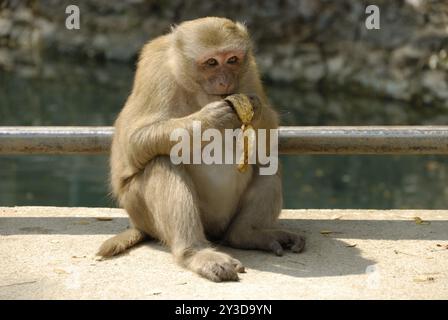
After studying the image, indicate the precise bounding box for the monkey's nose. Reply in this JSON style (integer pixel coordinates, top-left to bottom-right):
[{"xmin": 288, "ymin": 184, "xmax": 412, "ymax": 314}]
[
  {"xmin": 219, "ymin": 82, "xmax": 234, "ymax": 94},
  {"xmin": 219, "ymin": 82, "xmax": 230, "ymax": 89}
]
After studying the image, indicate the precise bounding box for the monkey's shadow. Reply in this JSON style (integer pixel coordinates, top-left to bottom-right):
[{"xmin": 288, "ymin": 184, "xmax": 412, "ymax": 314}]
[
  {"xmin": 215, "ymin": 218, "xmax": 375, "ymax": 279},
  {"xmin": 3, "ymin": 216, "xmax": 448, "ymax": 278},
  {"xmin": 111, "ymin": 217, "xmax": 445, "ymax": 278},
  {"xmin": 109, "ymin": 230, "xmax": 370, "ymax": 279}
]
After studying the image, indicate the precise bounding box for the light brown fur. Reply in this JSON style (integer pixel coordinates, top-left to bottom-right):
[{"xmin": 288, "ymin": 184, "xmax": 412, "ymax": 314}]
[{"xmin": 98, "ymin": 17, "xmax": 305, "ymax": 282}]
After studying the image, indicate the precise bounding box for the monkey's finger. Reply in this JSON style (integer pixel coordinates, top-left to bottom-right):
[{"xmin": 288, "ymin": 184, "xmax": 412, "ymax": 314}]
[
  {"xmin": 269, "ymin": 240, "xmax": 284, "ymax": 256},
  {"xmin": 246, "ymin": 94, "xmax": 262, "ymax": 121},
  {"xmin": 219, "ymin": 105, "xmax": 242, "ymax": 128},
  {"xmin": 246, "ymin": 94, "xmax": 261, "ymax": 106}
]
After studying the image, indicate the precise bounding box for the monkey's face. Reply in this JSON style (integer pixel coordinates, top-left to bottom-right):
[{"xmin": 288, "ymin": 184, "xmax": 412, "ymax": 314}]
[{"xmin": 196, "ymin": 50, "xmax": 246, "ymax": 97}]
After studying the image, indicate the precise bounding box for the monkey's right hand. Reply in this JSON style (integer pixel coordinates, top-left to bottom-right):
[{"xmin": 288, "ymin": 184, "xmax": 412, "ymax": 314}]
[{"xmin": 196, "ymin": 101, "xmax": 241, "ymax": 130}]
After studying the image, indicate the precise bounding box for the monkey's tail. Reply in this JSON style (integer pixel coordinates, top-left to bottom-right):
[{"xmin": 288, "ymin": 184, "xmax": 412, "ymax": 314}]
[{"xmin": 97, "ymin": 228, "xmax": 147, "ymax": 257}]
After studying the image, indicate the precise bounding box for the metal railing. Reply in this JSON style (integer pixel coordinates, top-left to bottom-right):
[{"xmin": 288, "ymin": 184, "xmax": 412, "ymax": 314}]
[{"xmin": 0, "ymin": 126, "xmax": 448, "ymax": 155}]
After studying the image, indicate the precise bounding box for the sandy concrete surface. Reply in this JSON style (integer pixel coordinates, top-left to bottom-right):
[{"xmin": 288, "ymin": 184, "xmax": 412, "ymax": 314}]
[{"xmin": 0, "ymin": 206, "xmax": 447, "ymax": 300}]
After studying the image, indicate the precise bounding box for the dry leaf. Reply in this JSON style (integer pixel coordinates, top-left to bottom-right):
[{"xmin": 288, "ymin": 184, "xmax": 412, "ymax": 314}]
[
  {"xmin": 96, "ymin": 217, "xmax": 113, "ymax": 221},
  {"xmin": 394, "ymin": 250, "xmax": 416, "ymax": 256},
  {"xmin": 53, "ymin": 268, "xmax": 70, "ymax": 275},
  {"xmin": 320, "ymin": 230, "xmax": 342, "ymax": 236},
  {"xmin": 413, "ymin": 276, "xmax": 435, "ymax": 283},
  {"xmin": 345, "ymin": 243, "xmax": 357, "ymax": 248},
  {"xmin": 413, "ymin": 217, "xmax": 430, "ymax": 225},
  {"xmin": 0, "ymin": 280, "xmax": 37, "ymax": 288}
]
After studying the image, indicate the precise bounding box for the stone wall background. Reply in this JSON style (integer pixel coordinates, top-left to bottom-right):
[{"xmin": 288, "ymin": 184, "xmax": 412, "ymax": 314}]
[{"xmin": 1, "ymin": 0, "xmax": 447, "ymax": 106}]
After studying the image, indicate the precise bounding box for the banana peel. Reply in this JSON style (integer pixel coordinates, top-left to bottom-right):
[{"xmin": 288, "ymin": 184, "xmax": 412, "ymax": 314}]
[
  {"xmin": 225, "ymin": 94, "xmax": 254, "ymax": 125},
  {"xmin": 224, "ymin": 94, "xmax": 255, "ymax": 172}
]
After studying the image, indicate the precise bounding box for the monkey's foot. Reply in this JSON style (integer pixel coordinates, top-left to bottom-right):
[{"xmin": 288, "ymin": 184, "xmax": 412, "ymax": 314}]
[
  {"xmin": 188, "ymin": 249, "xmax": 245, "ymax": 282},
  {"xmin": 263, "ymin": 230, "xmax": 306, "ymax": 256},
  {"xmin": 226, "ymin": 229, "xmax": 305, "ymax": 257}
]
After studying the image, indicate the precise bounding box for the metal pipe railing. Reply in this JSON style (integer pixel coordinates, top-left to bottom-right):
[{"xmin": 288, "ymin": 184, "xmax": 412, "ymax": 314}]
[{"xmin": 0, "ymin": 126, "xmax": 448, "ymax": 155}]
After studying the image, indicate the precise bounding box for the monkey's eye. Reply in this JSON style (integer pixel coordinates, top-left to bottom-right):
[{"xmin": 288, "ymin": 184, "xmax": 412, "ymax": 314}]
[
  {"xmin": 227, "ymin": 56, "xmax": 239, "ymax": 64},
  {"xmin": 205, "ymin": 58, "xmax": 218, "ymax": 66}
]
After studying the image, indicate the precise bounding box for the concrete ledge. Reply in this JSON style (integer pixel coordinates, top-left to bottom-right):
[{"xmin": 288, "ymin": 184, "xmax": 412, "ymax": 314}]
[{"xmin": 1, "ymin": 207, "xmax": 447, "ymax": 299}]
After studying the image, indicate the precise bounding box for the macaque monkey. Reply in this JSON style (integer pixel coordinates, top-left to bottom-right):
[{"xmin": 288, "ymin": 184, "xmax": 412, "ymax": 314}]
[{"xmin": 98, "ymin": 17, "xmax": 305, "ymax": 282}]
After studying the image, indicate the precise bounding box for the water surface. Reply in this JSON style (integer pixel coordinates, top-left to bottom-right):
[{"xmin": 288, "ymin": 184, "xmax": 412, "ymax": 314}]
[{"xmin": 1, "ymin": 59, "xmax": 447, "ymax": 209}]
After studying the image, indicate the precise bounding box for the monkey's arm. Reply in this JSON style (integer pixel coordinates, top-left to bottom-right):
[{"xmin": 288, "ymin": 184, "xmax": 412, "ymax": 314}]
[
  {"xmin": 126, "ymin": 116, "xmax": 194, "ymax": 171},
  {"xmin": 125, "ymin": 102, "xmax": 237, "ymax": 171}
]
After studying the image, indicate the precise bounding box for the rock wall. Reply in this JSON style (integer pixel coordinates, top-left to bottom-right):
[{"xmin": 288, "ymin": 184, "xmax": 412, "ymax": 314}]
[{"xmin": 1, "ymin": 0, "xmax": 447, "ymax": 106}]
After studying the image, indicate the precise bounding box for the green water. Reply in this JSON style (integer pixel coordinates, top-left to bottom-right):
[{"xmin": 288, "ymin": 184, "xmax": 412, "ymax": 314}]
[{"xmin": 1, "ymin": 59, "xmax": 447, "ymax": 209}]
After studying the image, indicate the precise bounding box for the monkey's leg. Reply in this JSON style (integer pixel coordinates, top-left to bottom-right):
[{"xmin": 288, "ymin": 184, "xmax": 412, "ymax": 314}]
[
  {"xmin": 97, "ymin": 172, "xmax": 153, "ymax": 257},
  {"xmin": 224, "ymin": 167, "xmax": 305, "ymax": 256},
  {"xmin": 143, "ymin": 157, "xmax": 244, "ymax": 282}
]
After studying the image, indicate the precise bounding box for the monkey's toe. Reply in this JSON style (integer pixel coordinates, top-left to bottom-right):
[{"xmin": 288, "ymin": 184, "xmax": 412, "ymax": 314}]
[
  {"xmin": 232, "ymin": 258, "xmax": 245, "ymax": 273},
  {"xmin": 269, "ymin": 240, "xmax": 284, "ymax": 256},
  {"xmin": 291, "ymin": 236, "xmax": 306, "ymax": 253}
]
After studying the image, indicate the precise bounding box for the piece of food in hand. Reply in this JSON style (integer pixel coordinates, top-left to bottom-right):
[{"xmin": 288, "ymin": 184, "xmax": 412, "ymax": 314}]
[
  {"xmin": 224, "ymin": 94, "xmax": 255, "ymax": 172},
  {"xmin": 237, "ymin": 124, "xmax": 255, "ymax": 173},
  {"xmin": 224, "ymin": 94, "xmax": 254, "ymax": 125}
]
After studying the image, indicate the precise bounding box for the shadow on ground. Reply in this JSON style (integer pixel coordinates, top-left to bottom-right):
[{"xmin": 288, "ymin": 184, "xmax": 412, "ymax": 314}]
[{"xmin": 2, "ymin": 216, "xmax": 446, "ymax": 279}]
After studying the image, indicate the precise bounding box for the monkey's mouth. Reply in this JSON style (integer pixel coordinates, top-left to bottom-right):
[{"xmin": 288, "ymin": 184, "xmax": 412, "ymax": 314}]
[{"xmin": 212, "ymin": 94, "xmax": 234, "ymax": 99}]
